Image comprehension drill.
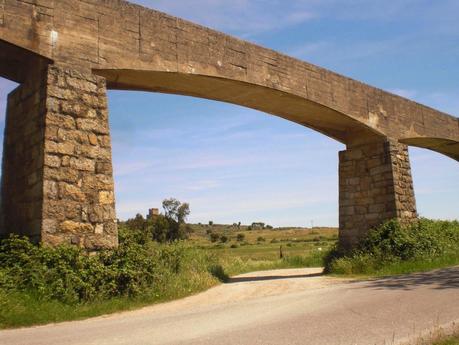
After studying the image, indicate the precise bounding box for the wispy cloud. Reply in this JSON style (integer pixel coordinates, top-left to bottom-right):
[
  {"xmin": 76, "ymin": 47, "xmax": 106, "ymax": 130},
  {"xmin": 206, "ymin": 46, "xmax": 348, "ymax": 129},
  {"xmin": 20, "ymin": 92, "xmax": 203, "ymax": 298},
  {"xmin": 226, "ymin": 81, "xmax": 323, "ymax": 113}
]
[
  {"xmin": 132, "ymin": 0, "xmax": 316, "ymax": 36},
  {"xmin": 288, "ymin": 35, "xmax": 412, "ymax": 65},
  {"xmin": 132, "ymin": 0, "xmax": 459, "ymax": 38},
  {"xmin": 388, "ymin": 88, "xmax": 418, "ymax": 99},
  {"xmin": 388, "ymin": 89, "xmax": 459, "ymax": 116}
]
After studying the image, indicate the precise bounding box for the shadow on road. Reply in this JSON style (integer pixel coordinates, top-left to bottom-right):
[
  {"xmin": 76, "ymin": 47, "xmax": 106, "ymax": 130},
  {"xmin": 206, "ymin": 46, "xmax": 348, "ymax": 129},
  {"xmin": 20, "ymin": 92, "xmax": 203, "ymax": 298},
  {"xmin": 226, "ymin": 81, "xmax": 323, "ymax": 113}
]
[
  {"xmin": 227, "ymin": 272, "xmax": 323, "ymax": 283},
  {"xmin": 360, "ymin": 267, "xmax": 459, "ymax": 291}
]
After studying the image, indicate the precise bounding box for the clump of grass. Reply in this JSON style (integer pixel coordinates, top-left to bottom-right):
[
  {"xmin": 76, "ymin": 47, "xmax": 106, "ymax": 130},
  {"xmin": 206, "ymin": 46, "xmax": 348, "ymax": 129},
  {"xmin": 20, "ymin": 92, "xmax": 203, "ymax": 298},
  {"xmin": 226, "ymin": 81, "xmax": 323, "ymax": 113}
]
[
  {"xmin": 221, "ymin": 248, "xmax": 327, "ymax": 276},
  {"xmin": 433, "ymin": 335, "xmax": 459, "ymax": 345},
  {"xmin": 325, "ymin": 219, "xmax": 459, "ymax": 276}
]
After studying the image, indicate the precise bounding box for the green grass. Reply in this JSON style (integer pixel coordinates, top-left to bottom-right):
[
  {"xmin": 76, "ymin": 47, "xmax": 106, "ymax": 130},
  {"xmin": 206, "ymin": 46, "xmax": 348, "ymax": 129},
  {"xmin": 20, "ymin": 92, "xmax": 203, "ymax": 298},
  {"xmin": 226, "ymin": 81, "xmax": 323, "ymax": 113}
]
[
  {"xmin": 433, "ymin": 335, "xmax": 459, "ymax": 345},
  {"xmin": 220, "ymin": 249, "xmax": 327, "ymax": 276},
  {"xmin": 0, "ymin": 271, "xmax": 219, "ymax": 328},
  {"xmin": 364, "ymin": 251, "xmax": 459, "ymax": 277}
]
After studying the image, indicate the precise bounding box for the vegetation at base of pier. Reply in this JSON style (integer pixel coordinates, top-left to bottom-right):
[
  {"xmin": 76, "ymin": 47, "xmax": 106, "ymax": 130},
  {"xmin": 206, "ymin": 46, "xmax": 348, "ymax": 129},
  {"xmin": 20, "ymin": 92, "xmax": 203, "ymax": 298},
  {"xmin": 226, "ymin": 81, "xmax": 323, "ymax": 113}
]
[
  {"xmin": 325, "ymin": 218, "xmax": 459, "ymax": 276},
  {"xmin": 0, "ymin": 234, "xmax": 224, "ymax": 328}
]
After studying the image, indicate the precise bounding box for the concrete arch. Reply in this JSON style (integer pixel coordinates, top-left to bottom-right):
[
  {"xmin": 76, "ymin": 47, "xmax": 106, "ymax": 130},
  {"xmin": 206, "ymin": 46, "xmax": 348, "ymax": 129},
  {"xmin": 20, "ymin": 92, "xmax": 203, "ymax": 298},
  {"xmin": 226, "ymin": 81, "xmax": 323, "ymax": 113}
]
[
  {"xmin": 95, "ymin": 69, "xmax": 384, "ymax": 145},
  {"xmin": 399, "ymin": 138, "xmax": 459, "ymax": 162}
]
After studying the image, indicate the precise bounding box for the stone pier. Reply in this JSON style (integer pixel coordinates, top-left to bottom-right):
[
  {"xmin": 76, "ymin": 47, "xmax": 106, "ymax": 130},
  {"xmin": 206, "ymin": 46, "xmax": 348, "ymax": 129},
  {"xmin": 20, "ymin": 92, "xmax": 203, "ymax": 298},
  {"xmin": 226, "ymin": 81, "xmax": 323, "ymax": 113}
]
[
  {"xmin": 339, "ymin": 140, "xmax": 417, "ymax": 250},
  {"xmin": 1, "ymin": 66, "xmax": 117, "ymax": 249}
]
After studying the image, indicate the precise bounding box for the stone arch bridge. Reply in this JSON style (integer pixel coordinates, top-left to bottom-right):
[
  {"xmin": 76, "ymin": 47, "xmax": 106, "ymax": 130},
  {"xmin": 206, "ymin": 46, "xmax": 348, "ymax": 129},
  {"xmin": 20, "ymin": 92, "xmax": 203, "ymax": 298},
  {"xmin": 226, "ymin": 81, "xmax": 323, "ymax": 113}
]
[{"xmin": 0, "ymin": 0, "xmax": 458, "ymax": 250}]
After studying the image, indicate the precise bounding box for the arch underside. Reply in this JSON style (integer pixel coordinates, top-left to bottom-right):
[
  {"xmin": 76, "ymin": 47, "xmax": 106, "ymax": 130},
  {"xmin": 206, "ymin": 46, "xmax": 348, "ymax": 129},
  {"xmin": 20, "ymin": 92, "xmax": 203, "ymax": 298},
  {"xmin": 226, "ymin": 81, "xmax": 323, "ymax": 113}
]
[
  {"xmin": 400, "ymin": 137, "xmax": 459, "ymax": 162},
  {"xmin": 94, "ymin": 69, "xmax": 385, "ymax": 146}
]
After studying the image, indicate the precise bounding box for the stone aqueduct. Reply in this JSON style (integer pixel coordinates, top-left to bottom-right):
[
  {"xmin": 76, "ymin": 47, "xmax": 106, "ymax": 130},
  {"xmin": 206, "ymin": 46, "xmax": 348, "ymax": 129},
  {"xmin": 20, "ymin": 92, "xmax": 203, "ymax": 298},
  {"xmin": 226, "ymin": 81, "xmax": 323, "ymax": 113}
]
[{"xmin": 0, "ymin": 0, "xmax": 458, "ymax": 250}]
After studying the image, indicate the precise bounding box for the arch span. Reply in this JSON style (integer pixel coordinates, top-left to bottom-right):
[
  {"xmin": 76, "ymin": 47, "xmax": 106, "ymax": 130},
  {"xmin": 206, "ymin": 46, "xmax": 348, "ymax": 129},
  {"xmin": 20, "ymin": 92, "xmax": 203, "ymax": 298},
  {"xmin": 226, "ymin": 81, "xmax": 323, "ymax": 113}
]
[
  {"xmin": 400, "ymin": 138, "xmax": 459, "ymax": 162},
  {"xmin": 95, "ymin": 69, "xmax": 384, "ymax": 145}
]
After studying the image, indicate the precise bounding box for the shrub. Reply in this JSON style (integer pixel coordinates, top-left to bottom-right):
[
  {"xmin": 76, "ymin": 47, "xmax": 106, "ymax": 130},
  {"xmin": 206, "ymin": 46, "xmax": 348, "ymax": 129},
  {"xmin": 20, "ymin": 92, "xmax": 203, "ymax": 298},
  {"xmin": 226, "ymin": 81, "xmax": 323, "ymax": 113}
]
[
  {"xmin": 325, "ymin": 219, "xmax": 459, "ymax": 275},
  {"xmin": 220, "ymin": 235, "xmax": 228, "ymax": 243},
  {"xmin": 257, "ymin": 237, "xmax": 266, "ymax": 242},
  {"xmin": 236, "ymin": 233, "xmax": 245, "ymax": 242},
  {"xmin": 0, "ymin": 231, "xmax": 220, "ymax": 305},
  {"xmin": 209, "ymin": 233, "xmax": 220, "ymax": 243}
]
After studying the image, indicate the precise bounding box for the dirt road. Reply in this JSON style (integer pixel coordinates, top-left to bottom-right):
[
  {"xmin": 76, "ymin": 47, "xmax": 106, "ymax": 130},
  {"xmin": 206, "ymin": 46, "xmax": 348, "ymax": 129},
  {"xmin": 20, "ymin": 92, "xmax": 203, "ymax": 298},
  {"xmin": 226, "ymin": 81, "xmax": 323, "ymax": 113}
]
[{"xmin": 1, "ymin": 267, "xmax": 458, "ymax": 345}]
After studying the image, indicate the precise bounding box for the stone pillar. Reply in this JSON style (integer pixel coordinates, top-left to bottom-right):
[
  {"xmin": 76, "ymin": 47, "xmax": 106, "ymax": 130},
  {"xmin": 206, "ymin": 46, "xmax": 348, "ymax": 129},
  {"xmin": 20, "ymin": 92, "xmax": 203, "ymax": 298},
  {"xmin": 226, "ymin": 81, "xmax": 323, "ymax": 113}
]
[
  {"xmin": 338, "ymin": 139, "xmax": 417, "ymax": 251},
  {"xmin": 1, "ymin": 65, "xmax": 117, "ymax": 249}
]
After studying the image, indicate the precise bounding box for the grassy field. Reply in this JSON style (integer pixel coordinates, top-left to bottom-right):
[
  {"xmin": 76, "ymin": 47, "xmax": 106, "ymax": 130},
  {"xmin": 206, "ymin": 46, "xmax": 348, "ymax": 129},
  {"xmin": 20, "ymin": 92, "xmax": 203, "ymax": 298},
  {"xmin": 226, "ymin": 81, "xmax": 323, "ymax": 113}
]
[{"xmin": 188, "ymin": 225, "xmax": 337, "ymax": 275}]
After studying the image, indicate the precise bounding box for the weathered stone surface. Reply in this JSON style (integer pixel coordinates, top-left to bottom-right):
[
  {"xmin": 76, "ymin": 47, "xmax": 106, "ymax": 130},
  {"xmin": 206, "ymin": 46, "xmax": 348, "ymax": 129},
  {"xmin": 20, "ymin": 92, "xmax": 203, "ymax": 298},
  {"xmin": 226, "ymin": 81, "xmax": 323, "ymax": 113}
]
[
  {"xmin": 1, "ymin": 66, "xmax": 117, "ymax": 250},
  {"xmin": 339, "ymin": 140, "xmax": 417, "ymax": 251}
]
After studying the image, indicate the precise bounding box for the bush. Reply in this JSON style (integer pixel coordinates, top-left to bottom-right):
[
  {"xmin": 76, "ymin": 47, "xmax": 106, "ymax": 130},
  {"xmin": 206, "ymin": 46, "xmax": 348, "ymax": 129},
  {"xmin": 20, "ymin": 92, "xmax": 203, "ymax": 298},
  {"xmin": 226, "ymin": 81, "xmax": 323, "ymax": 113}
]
[
  {"xmin": 220, "ymin": 235, "xmax": 228, "ymax": 243},
  {"xmin": 0, "ymin": 230, "xmax": 221, "ymax": 305},
  {"xmin": 209, "ymin": 233, "xmax": 220, "ymax": 243},
  {"xmin": 257, "ymin": 237, "xmax": 265, "ymax": 242},
  {"xmin": 236, "ymin": 233, "xmax": 245, "ymax": 242},
  {"xmin": 325, "ymin": 219, "xmax": 459, "ymax": 275}
]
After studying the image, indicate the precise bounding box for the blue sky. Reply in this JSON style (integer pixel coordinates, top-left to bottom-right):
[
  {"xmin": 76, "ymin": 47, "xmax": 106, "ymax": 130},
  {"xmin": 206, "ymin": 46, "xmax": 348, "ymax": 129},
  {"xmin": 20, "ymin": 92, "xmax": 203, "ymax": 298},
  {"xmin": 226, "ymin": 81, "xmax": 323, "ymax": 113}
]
[{"xmin": 0, "ymin": 0, "xmax": 458, "ymax": 226}]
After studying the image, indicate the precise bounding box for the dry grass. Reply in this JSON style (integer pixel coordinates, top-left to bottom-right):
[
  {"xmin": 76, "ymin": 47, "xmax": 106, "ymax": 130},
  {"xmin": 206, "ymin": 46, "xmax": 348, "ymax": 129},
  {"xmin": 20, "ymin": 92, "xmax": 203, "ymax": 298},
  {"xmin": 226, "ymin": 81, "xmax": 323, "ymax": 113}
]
[{"xmin": 402, "ymin": 322, "xmax": 459, "ymax": 345}]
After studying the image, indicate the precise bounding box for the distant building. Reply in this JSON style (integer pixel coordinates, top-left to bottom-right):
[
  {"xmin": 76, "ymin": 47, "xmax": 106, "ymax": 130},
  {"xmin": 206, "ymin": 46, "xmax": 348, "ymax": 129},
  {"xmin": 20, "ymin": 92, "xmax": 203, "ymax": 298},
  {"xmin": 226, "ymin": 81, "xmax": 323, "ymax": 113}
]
[
  {"xmin": 251, "ymin": 222, "xmax": 265, "ymax": 230},
  {"xmin": 147, "ymin": 208, "xmax": 159, "ymax": 219}
]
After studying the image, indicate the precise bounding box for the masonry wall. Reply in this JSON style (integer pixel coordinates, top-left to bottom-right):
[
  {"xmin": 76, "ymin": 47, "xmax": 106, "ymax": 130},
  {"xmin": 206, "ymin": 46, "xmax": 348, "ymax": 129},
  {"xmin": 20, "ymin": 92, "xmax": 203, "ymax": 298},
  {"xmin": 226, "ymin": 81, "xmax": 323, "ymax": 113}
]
[
  {"xmin": 339, "ymin": 140, "xmax": 417, "ymax": 250},
  {"xmin": 1, "ymin": 72, "xmax": 47, "ymax": 241},
  {"xmin": 1, "ymin": 65, "xmax": 117, "ymax": 249}
]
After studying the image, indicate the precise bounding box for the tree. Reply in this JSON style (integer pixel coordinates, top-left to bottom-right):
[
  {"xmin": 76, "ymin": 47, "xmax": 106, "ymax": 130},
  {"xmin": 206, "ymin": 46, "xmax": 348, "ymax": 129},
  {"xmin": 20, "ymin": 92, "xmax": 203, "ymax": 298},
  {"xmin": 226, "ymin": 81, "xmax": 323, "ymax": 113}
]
[
  {"xmin": 162, "ymin": 198, "xmax": 190, "ymax": 224},
  {"xmin": 152, "ymin": 198, "xmax": 191, "ymax": 242},
  {"xmin": 125, "ymin": 213, "xmax": 146, "ymax": 231},
  {"xmin": 209, "ymin": 221, "xmax": 213, "ymax": 226},
  {"xmin": 151, "ymin": 215, "xmax": 169, "ymax": 243}
]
